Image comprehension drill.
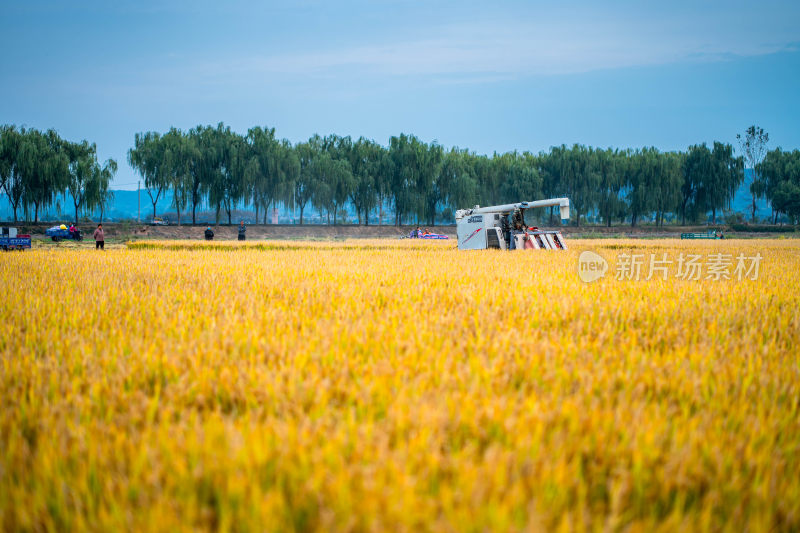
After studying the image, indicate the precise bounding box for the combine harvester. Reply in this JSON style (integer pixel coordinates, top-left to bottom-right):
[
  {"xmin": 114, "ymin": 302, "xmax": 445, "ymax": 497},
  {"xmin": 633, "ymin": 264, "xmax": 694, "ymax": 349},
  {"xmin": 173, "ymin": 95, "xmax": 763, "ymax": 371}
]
[{"xmin": 455, "ymin": 198, "xmax": 570, "ymax": 251}]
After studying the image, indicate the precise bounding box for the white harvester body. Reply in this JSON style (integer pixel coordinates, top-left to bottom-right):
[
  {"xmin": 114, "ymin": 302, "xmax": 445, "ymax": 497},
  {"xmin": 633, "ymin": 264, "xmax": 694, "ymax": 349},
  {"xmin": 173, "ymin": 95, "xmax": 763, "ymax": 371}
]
[{"xmin": 455, "ymin": 198, "xmax": 570, "ymax": 251}]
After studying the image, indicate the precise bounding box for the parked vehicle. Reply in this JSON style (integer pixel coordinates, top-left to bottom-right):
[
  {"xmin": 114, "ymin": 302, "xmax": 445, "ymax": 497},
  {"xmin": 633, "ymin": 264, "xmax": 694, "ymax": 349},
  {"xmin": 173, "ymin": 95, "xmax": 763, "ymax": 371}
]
[
  {"xmin": 1, "ymin": 227, "xmax": 31, "ymax": 251},
  {"xmin": 46, "ymin": 225, "xmax": 83, "ymax": 242},
  {"xmin": 681, "ymin": 229, "xmax": 723, "ymax": 239}
]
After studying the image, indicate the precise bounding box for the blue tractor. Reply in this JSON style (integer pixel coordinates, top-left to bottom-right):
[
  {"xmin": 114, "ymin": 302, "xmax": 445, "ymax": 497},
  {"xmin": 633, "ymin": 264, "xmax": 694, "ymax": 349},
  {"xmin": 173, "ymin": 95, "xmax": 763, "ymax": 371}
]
[{"xmin": 46, "ymin": 225, "xmax": 84, "ymax": 242}]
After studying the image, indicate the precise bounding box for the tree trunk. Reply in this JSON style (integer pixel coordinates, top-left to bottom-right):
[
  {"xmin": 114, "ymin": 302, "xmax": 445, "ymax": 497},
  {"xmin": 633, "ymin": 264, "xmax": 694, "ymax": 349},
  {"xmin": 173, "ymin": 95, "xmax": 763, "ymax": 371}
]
[
  {"xmin": 222, "ymin": 198, "xmax": 230, "ymax": 225},
  {"xmin": 299, "ymin": 205, "xmax": 305, "ymax": 225},
  {"xmin": 8, "ymin": 194, "xmax": 21, "ymax": 223},
  {"xmin": 751, "ymin": 196, "xmax": 756, "ymax": 222},
  {"xmin": 34, "ymin": 202, "xmax": 39, "ymax": 223},
  {"xmin": 192, "ymin": 201, "xmax": 197, "ymax": 225},
  {"xmin": 255, "ymin": 203, "xmax": 259, "ymax": 226}
]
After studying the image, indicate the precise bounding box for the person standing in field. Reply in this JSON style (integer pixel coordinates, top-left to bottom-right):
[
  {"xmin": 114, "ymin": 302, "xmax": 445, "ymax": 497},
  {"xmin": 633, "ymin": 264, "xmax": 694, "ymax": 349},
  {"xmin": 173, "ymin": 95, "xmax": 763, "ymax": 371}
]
[
  {"xmin": 93, "ymin": 223, "xmax": 105, "ymax": 250},
  {"xmin": 238, "ymin": 220, "xmax": 246, "ymax": 241}
]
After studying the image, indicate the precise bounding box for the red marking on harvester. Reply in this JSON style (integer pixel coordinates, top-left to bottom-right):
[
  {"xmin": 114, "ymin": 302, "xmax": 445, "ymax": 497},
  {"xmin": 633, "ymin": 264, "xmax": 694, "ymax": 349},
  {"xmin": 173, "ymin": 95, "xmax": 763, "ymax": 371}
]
[{"xmin": 461, "ymin": 228, "xmax": 482, "ymax": 246}]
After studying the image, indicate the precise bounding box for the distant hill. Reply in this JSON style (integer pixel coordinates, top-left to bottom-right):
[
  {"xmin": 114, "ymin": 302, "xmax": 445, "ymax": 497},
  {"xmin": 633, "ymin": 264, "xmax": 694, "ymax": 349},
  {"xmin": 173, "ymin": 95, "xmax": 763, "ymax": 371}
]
[
  {"xmin": 101, "ymin": 189, "xmax": 174, "ymax": 221},
  {"xmin": 0, "ymin": 189, "xmax": 178, "ymax": 223}
]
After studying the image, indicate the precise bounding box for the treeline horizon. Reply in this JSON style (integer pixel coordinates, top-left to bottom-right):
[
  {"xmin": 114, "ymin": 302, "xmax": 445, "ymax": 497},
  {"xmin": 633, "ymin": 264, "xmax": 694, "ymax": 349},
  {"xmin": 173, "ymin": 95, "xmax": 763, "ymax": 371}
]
[{"xmin": 3, "ymin": 123, "xmax": 800, "ymax": 226}]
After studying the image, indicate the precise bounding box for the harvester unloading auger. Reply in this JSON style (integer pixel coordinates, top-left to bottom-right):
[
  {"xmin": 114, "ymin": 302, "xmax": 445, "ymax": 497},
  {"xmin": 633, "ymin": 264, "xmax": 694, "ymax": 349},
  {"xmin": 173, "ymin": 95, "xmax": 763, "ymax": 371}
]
[{"xmin": 455, "ymin": 198, "xmax": 570, "ymax": 250}]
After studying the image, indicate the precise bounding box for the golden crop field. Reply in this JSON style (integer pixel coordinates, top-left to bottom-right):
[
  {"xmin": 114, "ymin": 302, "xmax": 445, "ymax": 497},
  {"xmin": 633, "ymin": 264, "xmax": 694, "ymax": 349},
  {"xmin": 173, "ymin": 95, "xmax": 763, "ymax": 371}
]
[{"xmin": 1, "ymin": 238, "xmax": 799, "ymax": 532}]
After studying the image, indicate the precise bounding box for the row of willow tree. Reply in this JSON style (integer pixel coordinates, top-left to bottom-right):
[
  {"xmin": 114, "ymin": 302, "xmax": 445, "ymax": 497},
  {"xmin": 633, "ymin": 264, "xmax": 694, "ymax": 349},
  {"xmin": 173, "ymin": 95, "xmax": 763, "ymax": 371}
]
[
  {"xmin": 129, "ymin": 124, "xmax": 750, "ymax": 227},
  {"xmin": 4, "ymin": 122, "xmax": 799, "ymax": 225},
  {"xmin": 0, "ymin": 125, "xmax": 117, "ymax": 223}
]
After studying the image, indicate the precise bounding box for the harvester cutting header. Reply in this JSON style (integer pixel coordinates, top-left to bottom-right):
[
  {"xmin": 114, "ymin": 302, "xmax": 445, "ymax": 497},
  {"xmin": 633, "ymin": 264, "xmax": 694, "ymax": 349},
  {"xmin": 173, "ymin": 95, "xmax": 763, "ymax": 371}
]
[{"xmin": 455, "ymin": 198, "xmax": 570, "ymax": 251}]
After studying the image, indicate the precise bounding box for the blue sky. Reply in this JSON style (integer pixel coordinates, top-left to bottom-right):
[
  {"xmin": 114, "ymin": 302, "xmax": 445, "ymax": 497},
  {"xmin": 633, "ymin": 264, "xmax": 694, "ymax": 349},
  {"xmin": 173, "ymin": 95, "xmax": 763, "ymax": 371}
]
[{"xmin": 2, "ymin": 0, "xmax": 799, "ymax": 190}]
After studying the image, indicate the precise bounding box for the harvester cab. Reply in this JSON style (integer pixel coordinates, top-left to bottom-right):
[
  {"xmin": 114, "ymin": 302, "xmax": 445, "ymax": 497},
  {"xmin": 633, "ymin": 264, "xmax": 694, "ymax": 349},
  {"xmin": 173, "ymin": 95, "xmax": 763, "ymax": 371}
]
[{"xmin": 455, "ymin": 198, "xmax": 570, "ymax": 251}]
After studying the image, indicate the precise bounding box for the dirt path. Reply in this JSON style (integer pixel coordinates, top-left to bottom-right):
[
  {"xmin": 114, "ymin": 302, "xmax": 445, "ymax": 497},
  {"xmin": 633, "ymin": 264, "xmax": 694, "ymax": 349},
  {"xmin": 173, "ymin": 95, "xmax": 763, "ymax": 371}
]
[{"xmin": 18, "ymin": 222, "xmax": 794, "ymax": 244}]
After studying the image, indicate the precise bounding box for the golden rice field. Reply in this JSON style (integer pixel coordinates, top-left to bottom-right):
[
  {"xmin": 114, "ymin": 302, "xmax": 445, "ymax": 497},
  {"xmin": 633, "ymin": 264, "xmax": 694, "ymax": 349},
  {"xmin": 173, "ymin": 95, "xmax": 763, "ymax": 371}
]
[{"xmin": 1, "ymin": 238, "xmax": 799, "ymax": 532}]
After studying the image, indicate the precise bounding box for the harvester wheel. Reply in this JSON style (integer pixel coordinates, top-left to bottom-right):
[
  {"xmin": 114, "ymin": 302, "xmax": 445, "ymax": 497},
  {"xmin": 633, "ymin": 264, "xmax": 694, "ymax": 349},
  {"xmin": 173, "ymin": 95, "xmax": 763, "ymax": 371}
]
[{"xmin": 52, "ymin": 236, "xmax": 61, "ymax": 242}]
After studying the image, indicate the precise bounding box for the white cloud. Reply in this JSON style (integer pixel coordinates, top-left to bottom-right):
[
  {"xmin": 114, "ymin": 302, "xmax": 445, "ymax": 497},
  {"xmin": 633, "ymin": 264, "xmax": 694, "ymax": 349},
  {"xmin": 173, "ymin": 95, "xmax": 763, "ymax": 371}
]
[{"xmin": 210, "ymin": 12, "xmax": 799, "ymax": 82}]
